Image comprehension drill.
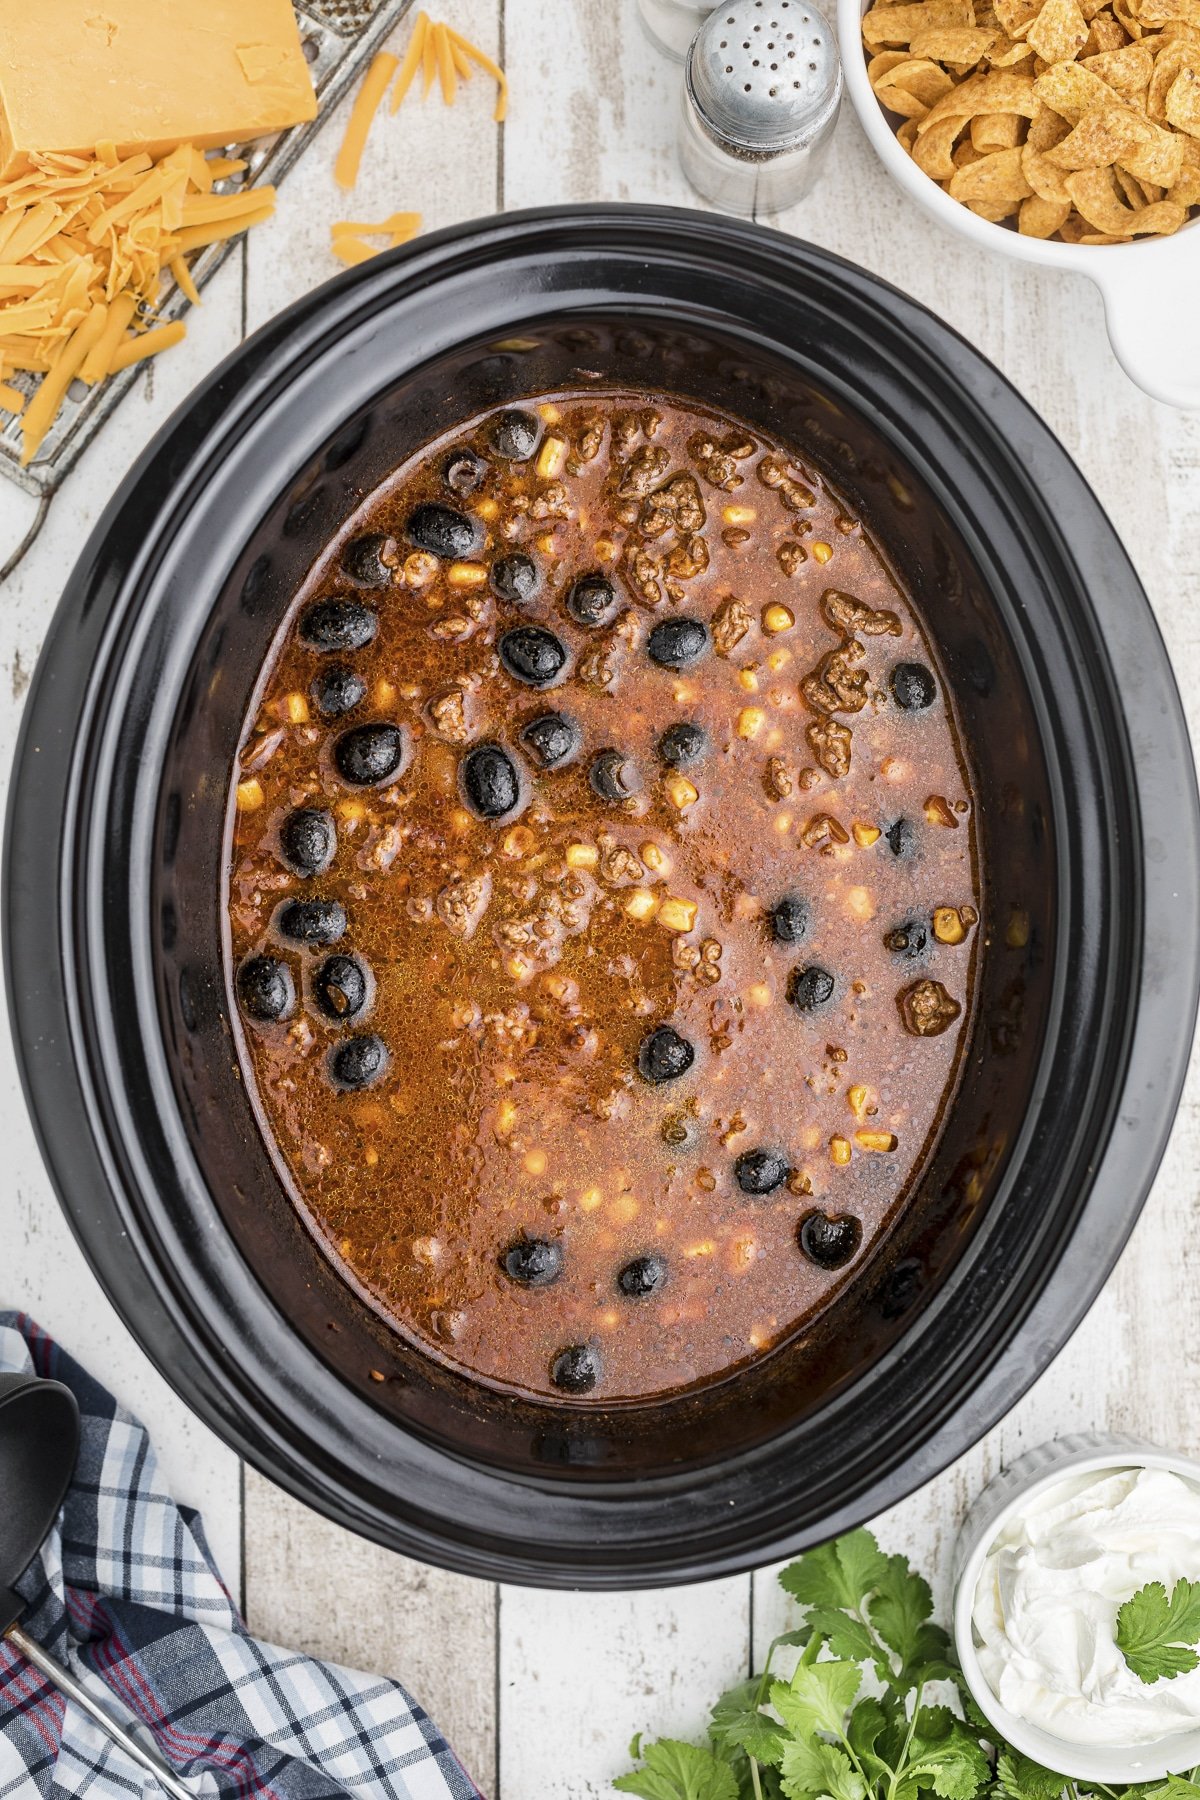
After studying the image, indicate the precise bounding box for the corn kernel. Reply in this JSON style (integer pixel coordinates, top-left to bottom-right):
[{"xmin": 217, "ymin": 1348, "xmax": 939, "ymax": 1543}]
[
  {"xmin": 800, "ymin": 1125, "xmax": 822, "ymax": 1150},
  {"xmin": 364, "ymin": 1146, "xmax": 378, "ymax": 1166},
  {"xmin": 853, "ymin": 822, "xmax": 881, "ymax": 847},
  {"xmin": 767, "ymin": 648, "xmax": 792, "ymax": 671},
  {"xmin": 235, "ymin": 778, "xmax": 264, "ymax": 812},
  {"xmin": 502, "ymin": 825, "xmax": 536, "ymax": 859},
  {"xmin": 337, "ymin": 798, "xmax": 367, "ymax": 824},
  {"xmin": 658, "ymin": 897, "xmax": 698, "ymax": 933},
  {"xmin": 579, "ymin": 1186, "xmax": 603, "ymax": 1212},
  {"xmin": 848, "ymin": 1085, "xmax": 872, "ymax": 1121},
  {"xmin": 450, "ymin": 806, "xmax": 473, "ymax": 834},
  {"xmin": 536, "ymin": 532, "xmax": 557, "ymax": 555},
  {"xmin": 665, "ymin": 773, "xmax": 699, "ymax": 811},
  {"xmin": 611, "ymin": 1192, "xmax": 639, "ymax": 1224},
  {"xmin": 625, "ymin": 888, "xmax": 659, "ymax": 922},
  {"xmin": 447, "ymin": 561, "xmax": 488, "ymax": 588},
  {"xmin": 855, "ymin": 1130, "xmax": 898, "ymax": 1153},
  {"xmin": 684, "ymin": 1240, "xmax": 716, "ymax": 1257},
  {"xmin": 285, "ymin": 691, "xmax": 309, "ymax": 724},
  {"xmin": 845, "ymin": 885, "xmax": 874, "ymax": 922},
  {"xmin": 722, "ymin": 504, "xmax": 756, "ymax": 525},
  {"xmin": 640, "ymin": 841, "xmax": 672, "ymax": 876},
  {"xmin": 737, "ymin": 706, "xmax": 766, "ymax": 739},
  {"xmin": 536, "ymin": 435, "xmax": 568, "ymax": 480},
  {"xmin": 524, "ymin": 1148, "xmax": 548, "ymax": 1177},
  {"xmin": 731, "ymin": 1236, "xmax": 758, "ymax": 1271},
  {"xmin": 538, "ymin": 402, "xmax": 561, "ymax": 423},
  {"xmin": 748, "ymin": 1324, "xmax": 773, "ymax": 1351},
  {"xmin": 747, "ymin": 982, "xmax": 772, "ymax": 1008},
  {"xmin": 738, "ymin": 668, "xmax": 759, "ymax": 692},
  {"xmin": 494, "ymin": 1100, "xmax": 517, "ymax": 1138},
  {"xmin": 594, "ymin": 536, "xmax": 617, "ymax": 561},
  {"xmin": 474, "ymin": 497, "xmax": 499, "ymax": 521},
  {"xmin": 774, "ymin": 812, "xmax": 793, "ymax": 833},
  {"xmin": 762, "ymin": 603, "xmax": 795, "ymax": 635},
  {"xmin": 1007, "ymin": 907, "xmax": 1030, "ymax": 949},
  {"xmin": 812, "ymin": 541, "xmax": 833, "ymax": 564},
  {"xmin": 403, "ymin": 550, "xmax": 438, "ymax": 586},
  {"xmin": 566, "ymin": 842, "xmax": 598, "ymax": 869},
  {"xmin": 374, "ymin": 678, "xmax": 397, "ymax": 709},
  {"xmin": 830, "ymin": 1135, "xmax": 853, "ymax": 1166},
  {"xmin": 507, "ymin": 955, "xmax": 533, "ymax": 982},
  {"xmin": 925, "ymin": 793, "xmax": 958, "ymax": 827},
  {"xmin": 933, "ymin": 906, "xmax": 966, "ymax": 945}
]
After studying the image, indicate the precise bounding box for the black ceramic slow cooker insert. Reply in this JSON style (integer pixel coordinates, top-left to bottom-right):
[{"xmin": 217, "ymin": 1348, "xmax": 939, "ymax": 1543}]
[{"xmin": 6, "ymin": 206, "xmax": 1197, "ymax": 1588}]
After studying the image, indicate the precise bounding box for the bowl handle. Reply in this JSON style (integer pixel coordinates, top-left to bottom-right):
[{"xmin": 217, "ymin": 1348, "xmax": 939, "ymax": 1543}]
[{"xmin": 1089, "ymin": 232, "xmax": 1200, "ymax": 411}]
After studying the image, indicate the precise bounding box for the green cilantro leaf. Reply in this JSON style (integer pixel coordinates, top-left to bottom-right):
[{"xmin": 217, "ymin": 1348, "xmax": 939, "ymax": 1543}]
[
  {"xmin": 868, "ymin": 1556, "xmax": 955, "ymax": 1685},
  {"xmin": 710, "ymin": 1679, "xmax": 786, "ymax": 1766},
  {"xmin": 769, "ymin": 1659, "xmax": 862, "ymax": 1740},
  {"xmin": 778, "ymin": 1735, "xmax": 867, "ymax": 1800},
  {"xmin": 614, "ymin": 1738, "xmax": 740, "ymax": 1800},
  {"xmin": 993, "ymin": 1750, "xmax": 1072, "ymax": 1800},
  {"xmin": 1117, "ymin": 1580, "xmax": 1200, "ymax": 1683},
  {"xmin": 779, "ymin": 1531, "xmax": 891, "ymax": 1612},
  {"xmin": 802, "ymin": 1608, "xmax": 881, "ymax": 1669}
]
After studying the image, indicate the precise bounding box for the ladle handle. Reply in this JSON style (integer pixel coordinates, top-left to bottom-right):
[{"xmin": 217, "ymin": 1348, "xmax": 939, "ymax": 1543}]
[{"xmin": 6, "ymin": 1623, "xmax": 196, "ymax": 1800}]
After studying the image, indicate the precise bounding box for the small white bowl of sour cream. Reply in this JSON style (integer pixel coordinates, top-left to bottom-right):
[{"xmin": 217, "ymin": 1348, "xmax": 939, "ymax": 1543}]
[{"xmin": 954, "ymin": 1435, "xmax": 1200, "ymax": 1783}]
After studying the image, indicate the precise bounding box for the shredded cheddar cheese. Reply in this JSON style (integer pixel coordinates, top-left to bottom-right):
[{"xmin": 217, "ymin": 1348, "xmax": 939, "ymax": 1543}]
[
  {"xmin": 0, "ymin": 146, "xmax": 276, "ymax": 462},
  {"xmin": 334, "ymin": 50, "xmax": 400, "ymax": 191},
  {"xmin": 330, "ymin": 211, "xmax": 422, "ymax": 266}
]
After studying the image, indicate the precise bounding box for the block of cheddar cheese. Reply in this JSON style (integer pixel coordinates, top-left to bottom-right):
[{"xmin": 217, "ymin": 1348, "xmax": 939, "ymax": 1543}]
[{"xmin": 0, "ymin": 0, "xmax": 318, "ymax": 179}]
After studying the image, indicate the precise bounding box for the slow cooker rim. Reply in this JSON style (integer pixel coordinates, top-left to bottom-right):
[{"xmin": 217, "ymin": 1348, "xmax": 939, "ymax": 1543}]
[{"xmin": 6, "ymin": 206, "xmax": 1196, "ymax": 1587}]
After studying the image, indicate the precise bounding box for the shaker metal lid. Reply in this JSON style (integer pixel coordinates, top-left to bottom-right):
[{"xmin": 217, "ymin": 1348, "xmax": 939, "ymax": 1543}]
[{"xmin": 687, "ymin": 0, "xmax": 841, "ymax": 151}]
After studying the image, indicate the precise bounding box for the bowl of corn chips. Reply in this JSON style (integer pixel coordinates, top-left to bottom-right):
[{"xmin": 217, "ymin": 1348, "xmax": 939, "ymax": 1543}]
[{"xmin": 840, "ymin": 0, "xmax": 1200, "ymax": 406}]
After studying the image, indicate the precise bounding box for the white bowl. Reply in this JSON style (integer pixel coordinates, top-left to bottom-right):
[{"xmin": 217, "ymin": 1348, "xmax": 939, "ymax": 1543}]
[
  {"xmin": 952, "ymin": 1433, "xmax": 1200, "ymax": 1783},
  {"xmin": 837, "ymin": 0, "xmax": 1200, "ymax": 410}
]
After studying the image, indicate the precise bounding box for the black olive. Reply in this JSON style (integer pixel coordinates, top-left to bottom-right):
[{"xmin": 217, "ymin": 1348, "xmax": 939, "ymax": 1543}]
[
  {"xmin": 520, "ymin": 711, "xmax": 580, "ymax": 770},
  {"xmin": 647, "ymin": 617, "xmax": 710, "ymax": 669},
  {"xmin": 885, "ymin": 817, "xmax": 917, "ymax": 859},
  {"xmin": 656, "ymin": 721, "xmax": 708, "ymax": 768},
  {"xmin": 590, "ymin": 748, "xmax": 641, "ymax": 803},
  {"xmin": 618, "ymin": 1253, "xmax": 668, "ymax": 1298},
  {"xmin": 638, "ymin": 1025, "xmax": 695, "ymax": 1084},
  {"xmin": 462, "ymin": 743, "xmax": 521, "ymax": 819},
  {"xmin": 661, "ymin": 1110, "xmax": 699, "ymax": 1150},
  {"xmin": 334, "ymin": 722, "xmax": 406, "ymax": 786},
  {"xmin": 491, "ymin": 553, "xmax": 539, "ymax": 605},
  {"xmin": 340, "ymin": 532, "xmax": 395, "ymax": 588},
  {"xmin": 444, "ymin": 447, "xmax": 486, "ymax": 495},
  {"xmin": 798, "ymin": 1210, "xmax": 862, "ymax": 1270},
  {"xmin": 329, "ymin": 1033, "xmax": 389, "ymax": 1091},
  {"xmin": 237, "ymin": 955, "xmax": 295, "ymax": 1023},
  {"xmin": 770, "ymin": 895, "xmax": 809, "ymax": 945},
  {"xmin": 501, "ymin": 1237, "xmax": 563, "ymax": 1287},
  {"xmin": 566, "ymin": 572, "xmax": 617, "ymax": 628},
  {"xmin": 279, "ymin": 808, "xmax": 336, "ymax": 878},
  {"xmin": 884, "ymin": 919, "xmax": 930, "ymax": 960},
  {"xmin": 890, "ymin": 661, "xmax": 938, "ymax": 710},
  {"xmin": 499, "ymin": 625, "xmax": 567, "ymax": 687},
  {"xmin": 735, "ymin": 1148, "xmax": 789, "ymax": 1195},
  {"xmin": 550, "ymin": 1343, "xmax": 600, "ymax": 1393},
  {"xmin": 299, "ymin": 598, "xmax": 378, "ymax": 653},
  {"xmin": 788, "ymin": 964, "xmax": 835, "ymax": 1011},
  {"xmin": 312, "ymin": 953, "xmax": 369, "ymax": 1022},
  {"xmin": 311, "ymin": 665, "xmax": 366, "ymax": 718},
  {"xmin": 405, "ymin": 502, "xmax": 483, "ymax": 560},
  {"xmin": 277, "ymin": 898, "xmax": 346, "ymax": 945},
  {"xmin": 491, "ymin": 409, "xmax": 541, "ymax": 461}
]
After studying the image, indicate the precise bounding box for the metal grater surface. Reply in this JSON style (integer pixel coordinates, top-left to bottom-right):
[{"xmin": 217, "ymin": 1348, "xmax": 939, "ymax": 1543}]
[{"xmin": 1, "ymin": 0, "xmax": 415, "ymax": 498}]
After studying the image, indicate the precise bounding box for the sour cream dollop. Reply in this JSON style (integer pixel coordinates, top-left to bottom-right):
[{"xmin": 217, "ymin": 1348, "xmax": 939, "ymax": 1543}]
[{"xmin": 973, "ymin": 1465, "xmax": 1200, "ymax": 1747}]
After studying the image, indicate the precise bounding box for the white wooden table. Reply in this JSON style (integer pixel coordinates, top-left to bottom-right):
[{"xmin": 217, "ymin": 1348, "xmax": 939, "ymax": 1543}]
[{"xmin": 3, "ymin": 3, "xmax": 1199, "ymax": 1794}]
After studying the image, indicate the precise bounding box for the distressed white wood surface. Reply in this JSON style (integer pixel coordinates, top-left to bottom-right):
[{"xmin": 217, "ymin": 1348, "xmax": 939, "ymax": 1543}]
[{"xmin": 1, "ymin": 2, "xmax": 1197, "ymax": 1796}]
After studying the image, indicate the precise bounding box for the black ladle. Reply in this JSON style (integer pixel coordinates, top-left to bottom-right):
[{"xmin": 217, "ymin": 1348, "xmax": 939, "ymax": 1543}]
[{"xmin": 0, "ymin": 1369, "xmax": 194, "ymax": 1799}]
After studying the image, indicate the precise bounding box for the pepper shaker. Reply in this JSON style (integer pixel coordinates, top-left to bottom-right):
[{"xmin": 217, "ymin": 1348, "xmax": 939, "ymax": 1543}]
[{"xmin": 678, "ymin": 0, "xmax": 842, "ymax": 216}]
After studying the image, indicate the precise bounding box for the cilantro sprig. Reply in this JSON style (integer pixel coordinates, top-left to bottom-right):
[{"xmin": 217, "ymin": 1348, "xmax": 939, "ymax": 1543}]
[
  {"xmin": 615, "ymin": 1529, "xmax": 1200, "ymax": 1800},
  {"xmin": 1117, "ymin": 1580, "xmax": 1200, "ymax": 1684}
]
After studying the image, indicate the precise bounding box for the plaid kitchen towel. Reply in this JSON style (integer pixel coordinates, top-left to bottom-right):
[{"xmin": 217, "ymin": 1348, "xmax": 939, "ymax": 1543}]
[{"xmin": 0, "ymin": 1314, "xmax": 483, "ymax": 1800}]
